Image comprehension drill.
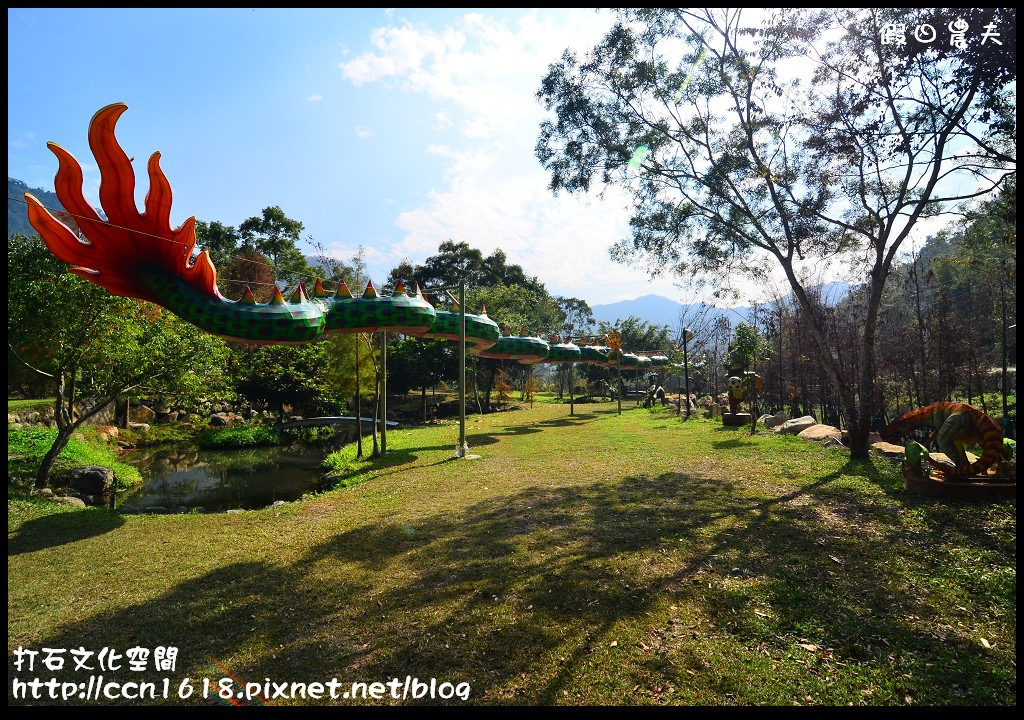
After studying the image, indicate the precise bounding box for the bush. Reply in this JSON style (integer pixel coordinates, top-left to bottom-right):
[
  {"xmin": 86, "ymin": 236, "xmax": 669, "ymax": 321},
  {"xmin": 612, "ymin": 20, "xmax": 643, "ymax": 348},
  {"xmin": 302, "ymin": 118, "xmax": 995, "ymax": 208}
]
[{"xmin": 196, "ymin": 425, "xmax": 281, "ymax": 448}]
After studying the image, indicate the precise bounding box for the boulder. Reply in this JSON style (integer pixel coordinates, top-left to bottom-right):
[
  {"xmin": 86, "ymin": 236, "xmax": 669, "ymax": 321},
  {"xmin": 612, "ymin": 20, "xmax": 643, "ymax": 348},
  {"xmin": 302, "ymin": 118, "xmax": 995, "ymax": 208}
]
[
  {"xmin": 209, "ymin": 412, "xmax": 230, "ymax": 426},
  {"xmin": 870, "ymin": 441, "xmax": 905, "ymax": 460},
  {"xmin": 776, "ymin": 415, "xmax": 817, "ymax": 435},
  {"xmin": 129, "ymin": 404, "xmax": 156, "ymax": 423},
  {"xmin": 53, "ymin": 495, "xmax": 87, "ymax": 508},
  {"xmin": 63, "ymin": 466, "xmax": 115, "ymax": 495},
  {"xmin": 127, "ymin": 422, "xmax": 150, "ymax": 432},
  {"xmin": 798, "ymin": 424, "xmax": 842, "ymax": 441},
  {"xmin": 763, "ymin": 411, "xmax": 791, "ymax": 429},
  {"xmin": 95, "ymin": 425, "xmax": 119, "ymax": 443},
  {"xmin": 705, "ymin": 403, "xmax": 723, "ymax": 419}
]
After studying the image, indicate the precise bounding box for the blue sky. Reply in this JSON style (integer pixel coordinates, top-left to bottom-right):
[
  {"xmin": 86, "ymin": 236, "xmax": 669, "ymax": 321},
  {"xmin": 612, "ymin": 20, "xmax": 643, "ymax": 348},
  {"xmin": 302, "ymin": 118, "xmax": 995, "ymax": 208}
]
[
  {"xmin": 9, "ymin": 7, "xmax": 692, "ymax": 307},
  {"xmin": 9, "ymin": 8, "xmax": 964, "ymax": 310}
]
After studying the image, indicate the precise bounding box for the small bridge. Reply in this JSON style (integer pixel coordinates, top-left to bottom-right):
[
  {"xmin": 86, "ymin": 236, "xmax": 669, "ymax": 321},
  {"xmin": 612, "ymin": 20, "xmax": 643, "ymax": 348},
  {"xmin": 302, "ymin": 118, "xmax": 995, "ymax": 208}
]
[{"xmin": 278, "ymin": 416, "xmax": 399, "ymax": 431}]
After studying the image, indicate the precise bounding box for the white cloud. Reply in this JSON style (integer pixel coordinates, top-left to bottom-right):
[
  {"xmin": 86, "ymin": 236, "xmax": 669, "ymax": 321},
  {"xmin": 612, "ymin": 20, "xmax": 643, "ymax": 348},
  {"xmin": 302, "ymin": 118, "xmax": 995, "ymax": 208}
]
[
  {"xmin": 354, "ymin": 125, "xmax": 374, "ymax": 139},
  {"xmin": 433, "ymin": 111, "xmax": 452, "ymax": 129},
  {"xmin": 307, "ymin": 94, "xmax": 324, "ymax": 102},
  {"xmin": 339, "ymin": 10, "xmax": 732, "ymax": 307}
]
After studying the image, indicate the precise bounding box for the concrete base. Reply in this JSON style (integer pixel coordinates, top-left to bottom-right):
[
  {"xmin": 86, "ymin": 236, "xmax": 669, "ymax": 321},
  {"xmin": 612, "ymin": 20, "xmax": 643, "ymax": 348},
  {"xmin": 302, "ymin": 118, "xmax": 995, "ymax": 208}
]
[{"xmin": 722, "ymin": 413, "xmax": 752, "ymax": 426}]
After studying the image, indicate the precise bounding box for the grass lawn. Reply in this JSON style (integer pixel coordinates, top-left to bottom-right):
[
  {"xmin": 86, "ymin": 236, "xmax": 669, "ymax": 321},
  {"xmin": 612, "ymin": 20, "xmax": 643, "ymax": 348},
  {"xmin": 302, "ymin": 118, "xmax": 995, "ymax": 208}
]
[{"xmin": 7, "ymin": 399, "xmax": 1015, "ymax": 706}]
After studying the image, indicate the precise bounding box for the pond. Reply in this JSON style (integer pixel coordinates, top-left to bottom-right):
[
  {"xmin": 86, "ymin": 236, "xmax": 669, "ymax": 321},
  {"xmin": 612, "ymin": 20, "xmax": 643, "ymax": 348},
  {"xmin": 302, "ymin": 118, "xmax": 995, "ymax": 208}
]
[{"xmin": 117, "ymin": 443, "xmax": 332, "ymax": 513}]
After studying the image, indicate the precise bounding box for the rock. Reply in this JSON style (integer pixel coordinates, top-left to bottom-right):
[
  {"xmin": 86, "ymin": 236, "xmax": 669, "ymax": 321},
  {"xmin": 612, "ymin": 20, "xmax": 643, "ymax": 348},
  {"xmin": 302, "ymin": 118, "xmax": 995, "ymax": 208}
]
[
  {"xmin": 129, "ymin": 404, "xmax": 156, "ymax": 423},
  {"xmin": 822, "ymin": 437, "xmax": 849, "ymax": 451},
  {"xmin": 95, "ymin": 425, "xmax": 119, "ymax": 442},
  {"xmin": 209, "ymin": 413, "xmax": 230, "ymax": 426},
  {"xmin": 226, "ymin": 508, "xmax": 245, "ymax": 514},
  {"xmin": 193, "ymin": 507, "xmax": 206, "ymax": 514},
  {"xmin": 776, "ymin": 415, "xmax": 817, "ymax": 435},
  {"xmin": 705, "ymin": 403, "xmax": 723, "ymax": 419},
  {"xmin": 32, "ymin": 487, "xmax": 56, "ymax": 499},
  {"xmin": 798, "ymin": 424, "xmax": 843, "ymax": 441},
  {"xmin": 930, "ymin": 451, "xmax": 978, "ymax": 467},
  {"xmin": 166, "ymin": 411, "xmax": 179, "ymax": 422},
  {"xmin": 870, "ymin": 441, "xmax": 905, "ymax": 460},
  {"xmin": 272, "ymin": 500, "xmax": 286, "ymax": 507},
  {"xmin": 143, "ymin": 506, "xmax": 168, "ymax": 514},
  {"xmin": 117, "ymin": 441, "xmax": 132, "ymax": 449},
  {"xmin": 72, "ymin": 432, "xmax": 87, "ymax": 443},
  {"xmin": 66, "ymin": 466, "xmax": 115, "ymax": 495},
  {"xmin": 127, "ymin": 422, "xmax": 150, "ymax": 432},
  {"xmin": 173, "ymin": 506, "xmax": 189, "ymax": 514},
  {"xmin": 53, "ymin": 495, "xmax": 87, "ymax": 508},
  {"xmin": 763, "ymin": 411, "xmax": 791, "ymax": 429}
]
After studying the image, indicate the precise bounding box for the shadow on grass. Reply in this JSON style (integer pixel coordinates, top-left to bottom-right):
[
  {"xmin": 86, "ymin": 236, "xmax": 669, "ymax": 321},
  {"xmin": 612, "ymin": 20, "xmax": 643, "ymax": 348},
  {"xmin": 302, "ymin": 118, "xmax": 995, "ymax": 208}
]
[
  {"xmin": 15, "ymin": 459, "xmax": 1013, "ymax": 705},
  {"xmin": 8, "ymin": 506, "xmax": 125, "ymax": 556}
]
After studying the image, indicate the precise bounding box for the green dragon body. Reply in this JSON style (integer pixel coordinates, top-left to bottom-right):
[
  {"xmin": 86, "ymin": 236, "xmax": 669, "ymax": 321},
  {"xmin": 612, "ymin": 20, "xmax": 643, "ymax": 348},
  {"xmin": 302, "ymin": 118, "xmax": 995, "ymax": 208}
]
[{"xmin": 25, "ymin": 103, "xmax": 671, "ymax": 368}]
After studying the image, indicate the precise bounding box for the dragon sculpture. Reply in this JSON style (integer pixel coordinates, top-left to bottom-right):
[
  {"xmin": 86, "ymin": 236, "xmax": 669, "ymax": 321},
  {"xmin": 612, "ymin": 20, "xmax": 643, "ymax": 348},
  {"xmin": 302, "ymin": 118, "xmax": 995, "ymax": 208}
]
[
  {"xmin": 881, "ymin": 402, "xmax": 1006, "ymax": 478},
  {"xmin": 26, "ymin": 103, "xmax": 674, "ymax": 370}
]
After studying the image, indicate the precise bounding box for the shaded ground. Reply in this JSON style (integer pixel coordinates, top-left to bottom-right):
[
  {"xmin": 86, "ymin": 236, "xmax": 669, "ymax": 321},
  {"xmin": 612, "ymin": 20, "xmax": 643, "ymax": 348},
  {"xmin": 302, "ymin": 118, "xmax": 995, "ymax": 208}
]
[{"xmin": 8, "ymin": 401, "xmax": 1016, "ymax": 705}]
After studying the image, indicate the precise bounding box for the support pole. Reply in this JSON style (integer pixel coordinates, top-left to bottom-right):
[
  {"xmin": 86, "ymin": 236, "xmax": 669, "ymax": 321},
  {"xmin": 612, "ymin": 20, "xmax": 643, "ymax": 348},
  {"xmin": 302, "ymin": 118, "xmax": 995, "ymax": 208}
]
[
  {"xmin": 458, "ymin": 280, "xmax": 467, "ymax": 457},
  {"xmin": 683, "ymin": 328, "xmax": 692, "ymax": 419},
  {"xmin": 617, "ymin": 354, "xmax": 622, "ymax": 416},
  {"xmin": 569, "ymin": 362, "xmax": 575, "ymax": 416},
  {"xmin": 381, "ymin": 330, "xmax": 387, "ymax": 454}
]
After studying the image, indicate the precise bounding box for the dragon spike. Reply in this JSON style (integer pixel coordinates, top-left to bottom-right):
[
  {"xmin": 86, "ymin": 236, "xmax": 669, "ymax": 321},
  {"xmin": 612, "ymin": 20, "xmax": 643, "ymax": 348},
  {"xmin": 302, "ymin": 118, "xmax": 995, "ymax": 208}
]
[
  {"xmin": 269, "ymin": 286, "xmax": 286, "ymax": 306},
  {"xmin": 414, "ymin": 282, "xmax": 424, "ymax": 298},
  {"xmin": 480, "ymin": 304, "xmax": 488, "ymax": 315},
  {"xmin": 239, "ymin": 286, "xmax": 257, "ymax": 304},
  {"xmin": 503, "ymin": 325, "xmax": 511, "ymax": 336},
  {"xmin": 289, "ymin": 283, "xmax": 308, "ymax": 304},
  {"xmin": 452, "ymin": 300, "xmax": 460, "ymax": 312},
  {"xmin": 362, "ymin": 280, "xmax": 378, "ymax": 298},
  {"xmin": 520, "ymin": 326, "xmax": 527, "ymax": 337},
  {"xmin": 312, "ymin": 278, "xmax": 330, "ymax": 298},
  {"xmin": 393, "ymin": 279, "xmax": 407, "ymax": 295},
  {"xmin": 335, "ymin": 281, "xmax": 352, "ymax": 299}
]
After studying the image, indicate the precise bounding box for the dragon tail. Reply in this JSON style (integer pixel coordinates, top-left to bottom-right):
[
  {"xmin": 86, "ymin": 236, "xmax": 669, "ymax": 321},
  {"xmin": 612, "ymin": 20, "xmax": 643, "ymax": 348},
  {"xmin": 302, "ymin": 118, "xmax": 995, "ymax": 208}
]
[{"xmin": 25, "ymin": 102, "xmax": 219, "ymax": 305}]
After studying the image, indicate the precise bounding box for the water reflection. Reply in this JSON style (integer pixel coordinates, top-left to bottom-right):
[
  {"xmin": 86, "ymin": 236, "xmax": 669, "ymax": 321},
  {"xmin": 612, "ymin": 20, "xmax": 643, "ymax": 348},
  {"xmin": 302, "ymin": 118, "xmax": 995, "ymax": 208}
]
[{"xmin": 119, "ymin": 444, "xmax": 329, "ymax": 512}]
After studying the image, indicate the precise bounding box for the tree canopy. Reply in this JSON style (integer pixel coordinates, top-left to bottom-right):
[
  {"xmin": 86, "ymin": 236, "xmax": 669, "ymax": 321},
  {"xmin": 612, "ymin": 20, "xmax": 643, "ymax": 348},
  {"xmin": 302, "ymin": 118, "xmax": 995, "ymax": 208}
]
[{"xmin": 536, "ymin": 8, "xmax": 1015, "ymax": 457}]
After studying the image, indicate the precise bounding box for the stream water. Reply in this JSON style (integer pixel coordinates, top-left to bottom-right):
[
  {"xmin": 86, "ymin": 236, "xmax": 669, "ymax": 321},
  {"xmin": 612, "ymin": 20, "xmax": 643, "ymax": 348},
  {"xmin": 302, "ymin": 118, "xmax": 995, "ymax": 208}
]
[{"xmin": 117, "ymin": 443, "xmax": 332, "ymax": 513}]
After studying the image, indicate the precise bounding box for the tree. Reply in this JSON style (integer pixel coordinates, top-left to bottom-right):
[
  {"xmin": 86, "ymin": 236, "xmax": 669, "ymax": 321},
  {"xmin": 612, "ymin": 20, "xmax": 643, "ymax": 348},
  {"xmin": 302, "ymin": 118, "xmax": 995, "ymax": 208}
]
[
  {"xmin": 8, "ymin": 233, "xmax": 227, "ymax": 487},
  {"xmin": 238, "ymin": 206, "xmax": 311, "ymax": 286},
  {"xmin": 536, "ymin": 8, "xmax": 1015, "ymax": 459}
]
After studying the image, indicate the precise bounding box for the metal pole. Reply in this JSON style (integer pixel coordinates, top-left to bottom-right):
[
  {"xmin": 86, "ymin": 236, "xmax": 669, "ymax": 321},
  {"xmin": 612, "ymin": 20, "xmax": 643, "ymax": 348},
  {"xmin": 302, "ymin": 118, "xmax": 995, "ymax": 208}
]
[
  {"xmin": 683, "ymin": 329, "xmax": 692, "ymax": 419},
  {"xmin": 381, "ymin": 330, "xmax": 387, "ymax": 454},
  {"xmin": 458, "ymin": 280, "xmax": 467, "ymax": 457},
  {"xmin": 565, "ymin": 366, "xmax": 573, "ymax": 417},
  {"xmin": 617, "ymin": 354, "xmax": 622, "ymax": 416}
]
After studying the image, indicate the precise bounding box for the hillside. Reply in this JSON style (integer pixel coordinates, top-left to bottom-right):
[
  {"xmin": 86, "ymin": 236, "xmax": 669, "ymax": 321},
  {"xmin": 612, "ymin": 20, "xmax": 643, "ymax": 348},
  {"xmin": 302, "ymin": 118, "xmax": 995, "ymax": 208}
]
[
  {"xmin": 8, "ymin": 177, "xmax": 65, "ymax": 238},
  {"xmin": 590, "ymin": 294, "xmax": 750, "ymax": 332}
]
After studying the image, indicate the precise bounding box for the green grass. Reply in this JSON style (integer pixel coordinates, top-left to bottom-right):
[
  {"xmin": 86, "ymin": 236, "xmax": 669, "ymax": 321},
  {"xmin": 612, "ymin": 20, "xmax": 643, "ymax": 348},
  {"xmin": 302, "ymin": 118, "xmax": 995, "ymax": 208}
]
[
  {"xmin": 8, "ymin": 401, "xmax": 1016, "ymax": 706},
  {"xmin": 7, "ymin": 426, "xmax": 142, "ymax": 490},
  {"xmin": 7, "ymin": 398, "xmax": 55, "ymax": 413}
]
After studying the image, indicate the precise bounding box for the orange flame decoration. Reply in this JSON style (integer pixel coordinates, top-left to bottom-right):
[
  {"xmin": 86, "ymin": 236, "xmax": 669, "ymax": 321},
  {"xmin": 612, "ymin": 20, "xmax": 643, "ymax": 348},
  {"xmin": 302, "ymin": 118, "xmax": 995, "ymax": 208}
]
[{"xmin": 23, "ymin": 103, "xmax": 219, "ymax": 304}]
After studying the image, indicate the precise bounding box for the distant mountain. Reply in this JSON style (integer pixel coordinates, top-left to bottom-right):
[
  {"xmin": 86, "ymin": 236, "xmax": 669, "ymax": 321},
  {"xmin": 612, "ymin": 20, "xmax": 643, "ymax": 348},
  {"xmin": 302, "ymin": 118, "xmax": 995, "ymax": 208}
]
[
  {"xmin": 590, "ymin": 282, "xmax": 852, "ymax": 333},
  {"xmin": 590, "ymin": 294, "xmax": 750, "ymax": 332},
  {"xmin": 8, "ymin": 177, "xmax": 65, "ymax": 238}
]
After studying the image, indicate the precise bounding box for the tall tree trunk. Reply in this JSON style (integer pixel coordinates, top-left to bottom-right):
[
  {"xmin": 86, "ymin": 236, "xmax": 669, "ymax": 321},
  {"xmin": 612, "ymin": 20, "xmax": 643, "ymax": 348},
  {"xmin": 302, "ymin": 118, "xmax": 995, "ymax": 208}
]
[{"xmin": 355, "ymin": 337, "xmax": 363, "ymax": 458}]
